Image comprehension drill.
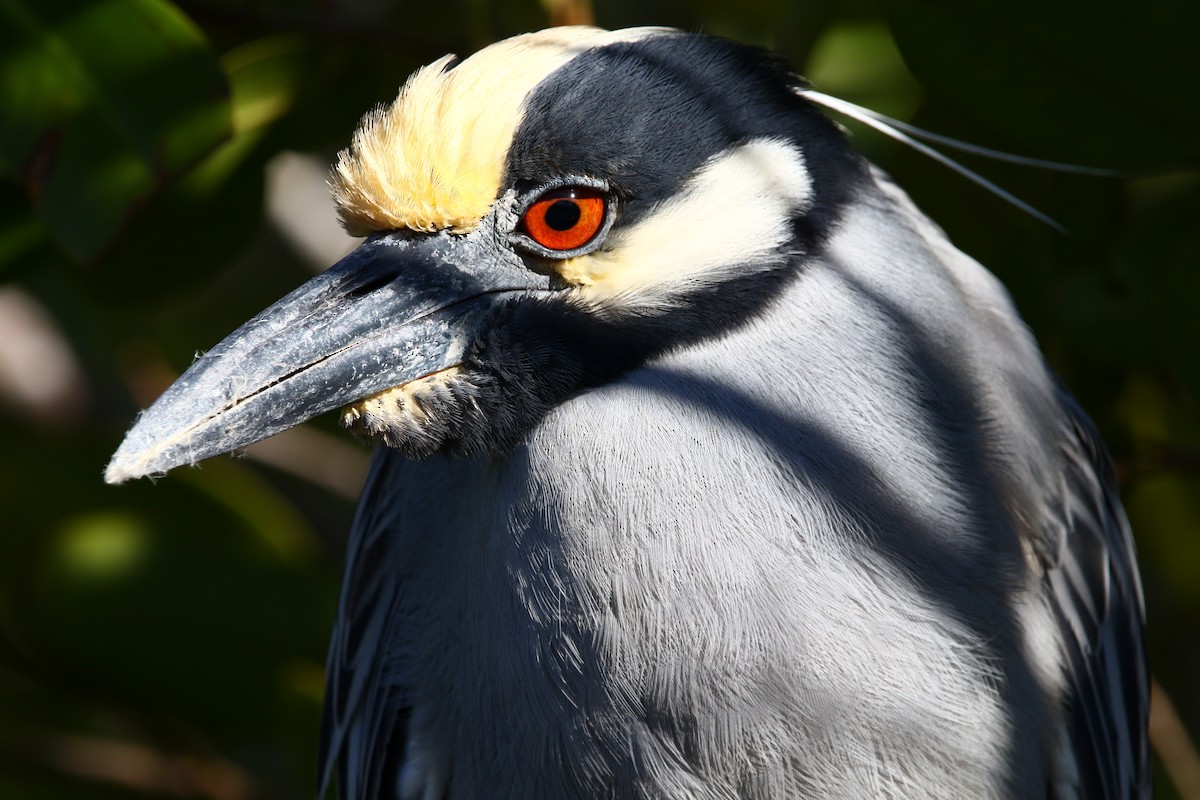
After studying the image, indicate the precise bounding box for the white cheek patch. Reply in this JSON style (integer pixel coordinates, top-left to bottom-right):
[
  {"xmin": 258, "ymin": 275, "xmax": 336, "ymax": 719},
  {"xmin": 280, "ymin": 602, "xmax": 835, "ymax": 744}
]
[{"xmin": 564, "ymin": 138, "xmax": 813, "ymax": 310}]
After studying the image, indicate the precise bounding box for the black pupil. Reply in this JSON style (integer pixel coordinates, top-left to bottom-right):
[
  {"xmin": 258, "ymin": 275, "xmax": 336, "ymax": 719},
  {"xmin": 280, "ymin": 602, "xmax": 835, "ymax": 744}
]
[{"xmin": 544, "ymin": 199, "xmax": 581, "ymax": 231}]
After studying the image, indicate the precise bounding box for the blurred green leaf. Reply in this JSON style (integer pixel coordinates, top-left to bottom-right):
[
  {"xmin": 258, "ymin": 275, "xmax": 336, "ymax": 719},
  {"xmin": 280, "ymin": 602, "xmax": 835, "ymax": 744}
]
[
  {"xmin": 805, "ymin": 20, "xmax": 921, "ymax": 119},
  {"xmin": 0, "ymin": 426, "xmax": 337, "ymax": 798},
  {"xmin": 85, "ymin": 34, "xmax": 314, "ymax": 305},
  {"xmin": 888, "ymin": 0, "xmax": 1200, "ymax": 170},
  {"xmin": 0, "ymin": 0, "xmax": 231, "ymax": 262},
  {"xmin": 1114, "ymin": 182, "xmax": 1200, "ymax": 404}
]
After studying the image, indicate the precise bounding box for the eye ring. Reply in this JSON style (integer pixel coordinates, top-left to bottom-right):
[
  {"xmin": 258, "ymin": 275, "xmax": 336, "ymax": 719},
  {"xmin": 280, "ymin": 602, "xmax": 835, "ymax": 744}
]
[{"xmin": 516, "ymin": 186, "xmax": 610, "ymax": 257}]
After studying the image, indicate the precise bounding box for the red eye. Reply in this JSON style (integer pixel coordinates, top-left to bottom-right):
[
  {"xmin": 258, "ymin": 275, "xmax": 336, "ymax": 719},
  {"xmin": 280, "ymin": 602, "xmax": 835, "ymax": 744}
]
[{"xmin": 520, "ymin": 188, "xmax": 607, "ymax": 252}]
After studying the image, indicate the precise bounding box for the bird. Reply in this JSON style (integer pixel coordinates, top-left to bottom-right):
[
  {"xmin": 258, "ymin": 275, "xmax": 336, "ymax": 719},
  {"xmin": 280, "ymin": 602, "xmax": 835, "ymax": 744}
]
[{"xmin": 106, "ymin": 26, "xmax": 1149, "ymax": 800}]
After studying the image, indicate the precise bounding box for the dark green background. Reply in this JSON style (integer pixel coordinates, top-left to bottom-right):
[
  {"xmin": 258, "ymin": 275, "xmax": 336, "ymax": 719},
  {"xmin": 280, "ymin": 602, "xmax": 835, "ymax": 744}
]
[{"xmin": 2, "ymin": 0, "xmax": 1197, "ymax": 797}]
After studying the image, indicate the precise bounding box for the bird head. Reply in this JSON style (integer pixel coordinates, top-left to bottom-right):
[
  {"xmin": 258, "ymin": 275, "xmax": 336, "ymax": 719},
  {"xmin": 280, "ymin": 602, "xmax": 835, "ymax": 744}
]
[{"xmin": 105, "ymin": 26, "xmax": 864, "ymax": 483}]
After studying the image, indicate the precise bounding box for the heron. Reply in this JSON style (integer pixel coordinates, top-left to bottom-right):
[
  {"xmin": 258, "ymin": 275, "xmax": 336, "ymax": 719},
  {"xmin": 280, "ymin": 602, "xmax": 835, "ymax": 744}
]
[{"xmin": 107, "ymin": 26, "xmax": 1149, "ymax": 799}]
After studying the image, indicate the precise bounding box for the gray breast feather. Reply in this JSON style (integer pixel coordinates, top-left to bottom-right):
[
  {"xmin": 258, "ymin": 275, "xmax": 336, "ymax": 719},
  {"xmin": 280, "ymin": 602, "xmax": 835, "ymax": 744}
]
[{"xmin": 318, "ymin": 170, "xmax": 1148, "ymax": 799}]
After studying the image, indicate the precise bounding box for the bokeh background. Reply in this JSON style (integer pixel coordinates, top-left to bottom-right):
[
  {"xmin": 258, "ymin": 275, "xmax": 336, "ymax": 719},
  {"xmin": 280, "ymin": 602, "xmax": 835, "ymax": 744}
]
[{"xmin": 2, "ymin": 0, "xmax": 1198, "ymax": 797}]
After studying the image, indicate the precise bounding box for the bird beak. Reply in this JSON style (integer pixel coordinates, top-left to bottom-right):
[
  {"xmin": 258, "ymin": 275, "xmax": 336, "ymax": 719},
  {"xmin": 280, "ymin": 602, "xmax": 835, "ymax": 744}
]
[{"xmin": 105, "ymin": 231, "xmax": 550, "ymax": 484}]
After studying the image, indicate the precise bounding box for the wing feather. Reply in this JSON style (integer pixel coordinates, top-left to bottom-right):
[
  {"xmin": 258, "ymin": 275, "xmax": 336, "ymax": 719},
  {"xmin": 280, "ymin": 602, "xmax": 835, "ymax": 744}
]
[
  {"xmin": 318, "ymin": 450, "xmax": 412, "ymax": 800},
  {"xmin": 1044, "ymin": 393, "xmax": 1150, "ymax": 799}
]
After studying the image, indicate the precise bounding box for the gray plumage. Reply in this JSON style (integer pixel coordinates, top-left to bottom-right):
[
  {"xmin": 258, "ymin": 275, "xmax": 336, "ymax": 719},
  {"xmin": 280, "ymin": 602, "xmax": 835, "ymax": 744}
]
[{"xmin": 321, "ymin": 170, "xmax": 1147, "ymax": 798}]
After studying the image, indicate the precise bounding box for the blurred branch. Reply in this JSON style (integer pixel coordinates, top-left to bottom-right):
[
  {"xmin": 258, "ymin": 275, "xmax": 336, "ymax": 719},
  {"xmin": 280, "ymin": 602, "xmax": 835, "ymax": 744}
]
[
  {"xmin": 24, "ymin": 734, "xmax": 254, "ymax": 800},
  {"xmin": 1144, "ymin": 447, "xmax": 1200, "ymax": 474},
  {"xmin": 1113, "ymin": 447, "xmax": 1200, "ymax": 487},
  {"xmin": 1151, "ymin": 677, "xmax": 1200, "ymax": 800},
  {"xmin": 245, "ymin": 425, "xmax": 371, "ymax": 503},
  {"xmin": 0, "ymin": 287, "xmax": 89, "ymax": 427},
  {"xmin": 266, "ymin": 152, "xmax": 357, "ymax": 273},
  {"xmin": 540, "ymin": 0, "xmax": 594, "ymax": 27}
]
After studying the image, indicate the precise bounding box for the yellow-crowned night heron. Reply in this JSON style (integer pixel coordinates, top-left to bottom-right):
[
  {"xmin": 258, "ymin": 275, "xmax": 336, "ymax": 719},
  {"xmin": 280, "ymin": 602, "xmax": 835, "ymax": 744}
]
[{"xmin": 107, "ymin": 27, "xmax": 1149, "ymax": 800}]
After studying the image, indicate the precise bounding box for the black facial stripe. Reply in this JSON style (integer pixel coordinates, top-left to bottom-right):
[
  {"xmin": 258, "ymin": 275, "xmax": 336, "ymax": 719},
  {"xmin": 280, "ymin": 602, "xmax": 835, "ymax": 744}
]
[
  {"xmin": 432, "ymin": 32, "xmax": 877, "ymax": 460},
  {"xmin": 505, "ymin": 33, "xmax": 866, "ymax": 246}
]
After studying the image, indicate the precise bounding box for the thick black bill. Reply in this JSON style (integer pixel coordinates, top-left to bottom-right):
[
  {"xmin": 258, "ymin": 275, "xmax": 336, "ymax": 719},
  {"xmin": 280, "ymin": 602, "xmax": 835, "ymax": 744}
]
[{"xmin": 105, "ymin": 231, "xmax": 551, "ymax": 484}]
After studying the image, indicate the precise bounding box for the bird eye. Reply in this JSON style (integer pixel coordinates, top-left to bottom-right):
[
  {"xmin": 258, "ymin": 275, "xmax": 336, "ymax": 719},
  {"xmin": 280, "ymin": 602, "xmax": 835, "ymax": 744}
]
[{"xmin": 519, "ymin": 188, "xmax": 607, "ymax": 253}]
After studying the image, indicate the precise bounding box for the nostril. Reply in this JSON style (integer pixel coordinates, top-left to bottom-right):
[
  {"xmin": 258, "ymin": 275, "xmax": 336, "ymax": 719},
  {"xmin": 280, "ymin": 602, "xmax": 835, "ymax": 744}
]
[{"xmin": 346, "ymin": 271, "xmax": 402, "ymax": 298}]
